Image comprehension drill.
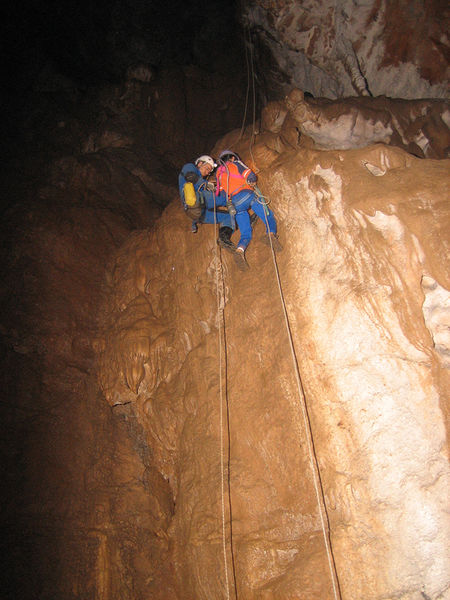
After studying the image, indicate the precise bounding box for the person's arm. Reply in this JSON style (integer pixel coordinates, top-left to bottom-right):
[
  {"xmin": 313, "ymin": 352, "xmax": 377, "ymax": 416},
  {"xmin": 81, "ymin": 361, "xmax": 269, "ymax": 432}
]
[
  {"xmin": 179, "ymin": 163, "xmax": 201, "ymax": 208},
  {"xmin": 182, "ymin": 167, "xmax": 199, "ymax": 184},
  {"xmin": 246, "ymin": 170, "xmax": 257, "ymax": 187},
  {"xmin": 236, "ymin": 162, "xmax": 257, "ymax": 187}
]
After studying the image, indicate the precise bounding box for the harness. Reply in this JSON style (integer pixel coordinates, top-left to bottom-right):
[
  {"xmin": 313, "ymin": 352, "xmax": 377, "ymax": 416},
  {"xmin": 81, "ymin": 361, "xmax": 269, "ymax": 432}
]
[
  {"xmin": 231, "ymin": 191, "xmax": 253, "ymax": 208},
  {"xmin": 216, "ymin": 161, "xmax": 254, "ymax": 199},
  {"xmin": 197, "ymin": 182, "xmax": 209, "ymax": 209}
]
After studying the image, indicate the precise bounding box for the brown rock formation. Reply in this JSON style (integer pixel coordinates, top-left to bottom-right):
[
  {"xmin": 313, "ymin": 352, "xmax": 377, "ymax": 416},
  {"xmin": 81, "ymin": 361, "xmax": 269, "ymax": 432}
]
[
  {"xmin": 2, "ymin": 40, "xmax": 449, "ymax": 600},
  {"xmin": 284, "ymin": 89, "xmax": 450, "ymax": 158},
  {"xmin": 1, "ymin": 57, "xmax": 249, "ymax": 600},
  {"xmin": 95, "ymin": 115, "xmax": 449, "ymax": 597},
  {"xmin": 243, "ymin": 0, "xmax": 450, "ymax": 99}
]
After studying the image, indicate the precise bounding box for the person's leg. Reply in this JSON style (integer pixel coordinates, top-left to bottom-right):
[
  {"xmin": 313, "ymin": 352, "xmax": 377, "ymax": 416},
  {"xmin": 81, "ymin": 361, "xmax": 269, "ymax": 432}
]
[
  {"xmin": 201, "ymin": 210, "xmax": 233, "ymax": 228},
  {"xmin": 231, "ymin": 211, "xmax": 251, "ymax": 270},
  {"xmin": 230, "ymin": 191, "xmax": 255, "ymax": 250},
  {"xmin": 235, "ymin": 211, "xmax": 252, "ymax": 250},
  {"xmin": 200, "ymin": 209, "xmax": 236, "ymax": 251},
  {"xmin": 203, "ymin": 189, "xmax": 228, "ymax": 210},
  {"xmin": 250, "ymin": 200, "xmax": 282, "ymax": 251},
  {"xmin": 251, "ymin": 200, "xmax": 277, "ymax": 234},
  {"xmin": 202, "ymin": 189, "xmax": 235, "ymax": 231},
  {"xmin": 217, "ymin": 225, "xmax": 235, "ymax": 251}
]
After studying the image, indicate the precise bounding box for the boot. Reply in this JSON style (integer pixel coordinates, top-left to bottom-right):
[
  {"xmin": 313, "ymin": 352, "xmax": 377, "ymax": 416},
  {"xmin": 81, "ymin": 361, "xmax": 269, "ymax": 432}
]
[
  {"xmin": 217, "ymin": 226, "xmax": 236, "ymax": 253},
  {"xmin": 261, "ymin": 232, "xmax": 283, "ymax": 253},
  {"xmin": 233, "ymin": 246, "xmax": 249, "ymax": 271}
]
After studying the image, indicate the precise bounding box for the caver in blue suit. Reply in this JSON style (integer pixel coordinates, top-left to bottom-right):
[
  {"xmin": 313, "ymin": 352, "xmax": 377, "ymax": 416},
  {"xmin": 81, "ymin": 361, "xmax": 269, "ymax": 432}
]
[{"xmin": 178, "ymin": 162, "xmax": 233, "ymax": 232}]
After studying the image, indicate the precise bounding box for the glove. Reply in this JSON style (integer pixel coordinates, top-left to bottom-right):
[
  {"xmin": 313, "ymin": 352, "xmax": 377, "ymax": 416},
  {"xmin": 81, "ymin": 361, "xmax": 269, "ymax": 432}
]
[{"xmin": 184, "ymin": 171, "xmax": 199, "ymax": 183}]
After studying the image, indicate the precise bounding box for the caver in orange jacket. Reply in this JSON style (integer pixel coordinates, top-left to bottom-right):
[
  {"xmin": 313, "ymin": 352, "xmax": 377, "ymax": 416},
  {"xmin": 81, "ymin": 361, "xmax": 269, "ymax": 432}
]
[{"xmin": 215, "ymin": 160, "xmax": 256, "ymax": 198}]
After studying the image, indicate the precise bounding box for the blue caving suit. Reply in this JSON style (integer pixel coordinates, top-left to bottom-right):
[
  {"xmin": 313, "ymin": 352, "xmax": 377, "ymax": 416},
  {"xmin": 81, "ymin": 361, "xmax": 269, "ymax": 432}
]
[
  {"xmin": 232, "ymin": 188, "xmax": 277, "ymax": 251},
  {"xmin": 178, "ymin": 163, "xmax": 233, "ymax": 232},
  {"xmin": 216, "ymin": 160, "xmax": 277, "ymax": 251}
]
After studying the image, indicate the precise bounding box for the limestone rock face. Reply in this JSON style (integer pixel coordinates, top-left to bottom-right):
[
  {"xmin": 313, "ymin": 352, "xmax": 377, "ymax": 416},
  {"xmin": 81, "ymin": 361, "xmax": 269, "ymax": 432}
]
[
  {"xmin": 3, "ymin": 33, "xmax": 449, "ymax": 597},
  {"xmin": 284, "ymin": 89, "xmax": 450, "ymax": 158},
  {"xmin": 242, "ymin": 0, "xmax": 450, "ymax": 99},
  {"xmin": 1, "ymin": 56, "xmax": 249, "ymax": 599},
  {"xmin": 96, "ymin": 121, "xmax": 450, "ymax": 597},
  {"xmin": 0, "ymin": 120, "xmax": 175, "ymax": 599}
]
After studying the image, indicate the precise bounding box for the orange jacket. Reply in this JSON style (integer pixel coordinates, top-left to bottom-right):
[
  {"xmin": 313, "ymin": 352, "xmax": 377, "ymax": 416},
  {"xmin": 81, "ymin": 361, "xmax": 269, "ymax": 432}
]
[{"xmin": 216, "ymin": 161, "xmax": 255, "ymax": 198}]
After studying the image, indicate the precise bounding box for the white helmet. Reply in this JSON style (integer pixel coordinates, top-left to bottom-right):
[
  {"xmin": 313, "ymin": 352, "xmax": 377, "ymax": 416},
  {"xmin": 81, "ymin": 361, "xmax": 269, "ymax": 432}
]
[{"xmin": 195, "ymin": 155, "xmax": 217, "ymax": 168}]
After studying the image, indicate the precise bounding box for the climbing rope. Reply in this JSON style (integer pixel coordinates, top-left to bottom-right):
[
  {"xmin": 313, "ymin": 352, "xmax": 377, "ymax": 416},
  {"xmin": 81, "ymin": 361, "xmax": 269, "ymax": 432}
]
[
  {"xmin": 248, "ymin": 31, "xmax": 258, "ymax": 169},
  {"xmin": 260, "ymin": 203, "xmax": 342, "ymax": 600},
  {"xmin": 213, "ymin": 200, "xmax": 237, "ymax": 600},
  {"xmin": 224, "ymin": 20, "xmax": 255, "ymax": 154},
  {"xmin": 253, "ymin": 186, "xmax": 271, "ymax": 210},
  {"xmin": 210, "ymin": 12, "xmax": 341, "ymax": 596},
  {"xmin": 241, "ymin": 15, "xmax": 342, "ymax": 594}
]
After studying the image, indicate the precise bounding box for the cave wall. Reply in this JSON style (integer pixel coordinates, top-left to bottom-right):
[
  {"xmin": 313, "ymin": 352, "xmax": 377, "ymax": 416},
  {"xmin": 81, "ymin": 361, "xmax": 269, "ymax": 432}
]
[
  {"xmin": 0, "ymin": 115, "xmax": 173, "ymax": 598},
  {"xmin": 0, "ymin": 60, "xmax": 249, "ymax": 599},
  {"xmin": 96, "ymin": 111, "xmax": 450, "ymax": 597},
  {"xmin": 1, "ymin": 0, "xmax": 449, "ymax": 598},
  {"xmin": 242, "ymin": 0, "xmax": 450, "ymax": 100}
]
